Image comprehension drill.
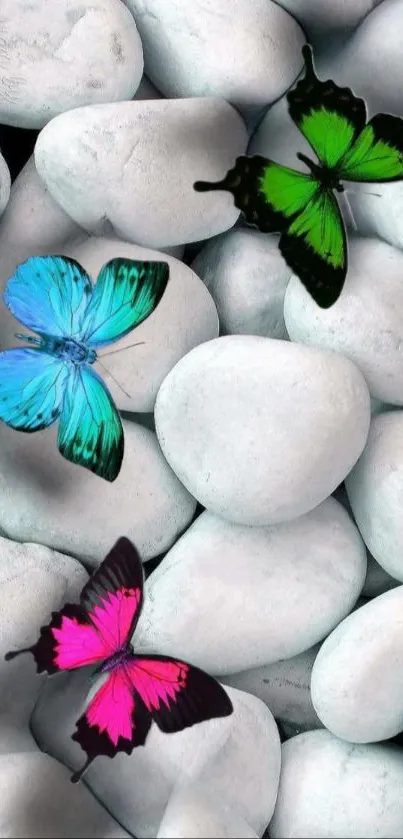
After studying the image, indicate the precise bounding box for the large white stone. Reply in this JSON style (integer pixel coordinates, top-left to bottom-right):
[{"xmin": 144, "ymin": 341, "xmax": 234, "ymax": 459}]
[
  {"xmin": 284, "ymin": 238, "xmax": 403, "ymax": 405},
  {"xmin": 135, "ymin": 502, "xmax": 366, "ymax": 675},
  {"xmin": 0, "ymin": 536, "xmax": 87, "ymax": 754},
  {"xmin": 0, "ymin": 419, "xmax": 196, "ymax": 568},
  {"xmin": 225, "ymin": 646, "xmax": 323, "ymax": 737},
  {"xmin": 0, "ymin": 236, "xmax": 218, "ymax": 413},
  {"xmin": 345, "ymin": 411, "xmax": 403, "ymax": 581},
  {"xmin": 270, "ymin": 729, "xmax": 403, "ymax": 838},
  {"xmin": 0, "ymin": 0, "xmax": 143, "ymax": 129},
  {"xmin": 155, "ymin": 335, "xmax": 371, "ymax": 525},
  {"xmin": 191, "ymin": 230, "xmax": 290, "ymax": 338},
  {"xmin": 0, "ymin": 752, "xmax": 129, "ymax": 837},
  {"xmin": 34, "ymin": 98, "xmax": 247, "ymax": 248},
  {"xmin": 124, "ymin": 0, "xmax": 305, "ymax": 115},
  {"xmin": 32, "ymin": 677, "xmax": 280, "ymax": 839},
  {"xmin": 311, "ymin": 585, "xmax": 403, "ymax": 742}
]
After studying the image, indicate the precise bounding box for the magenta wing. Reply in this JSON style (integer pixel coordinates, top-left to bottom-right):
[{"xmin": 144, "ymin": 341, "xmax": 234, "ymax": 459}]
[
  {"xmin": 70, "ymin": 654, "xmax": 233, "ymax": 782},
  {"xmin": 5, "ymin": 537, "xmax": 144, "ymax": 674}
]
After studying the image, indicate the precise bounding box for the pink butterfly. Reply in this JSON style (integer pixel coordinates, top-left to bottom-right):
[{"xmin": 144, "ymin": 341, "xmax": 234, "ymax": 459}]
[{"xmin": 5, "ymin": 538, "xmax": 233, "ymax": 782}]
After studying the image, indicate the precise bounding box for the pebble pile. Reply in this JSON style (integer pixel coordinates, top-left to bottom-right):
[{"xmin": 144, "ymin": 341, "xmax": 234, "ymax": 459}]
[{"xmin": 1, "ymin": 1, "xmax": 403, "ymax": 837}]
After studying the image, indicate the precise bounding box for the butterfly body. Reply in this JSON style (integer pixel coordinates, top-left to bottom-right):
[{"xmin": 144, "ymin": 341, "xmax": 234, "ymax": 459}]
[
  {"xmin": 0, "ymin": 255, "xmax": 170, "ymax": 479},
  {"xmin": 194, "ymin": 44, "xmax": 403, "ymax": 307},
  {"xmin": 296, "ymin": 152, "xmax": 344, "ymax": 192},
  {"xmin": 5, "ymin": 538, "xmax": 233, "ymax": 782},
  {"xmin": 96, "ymin": 644, "xmax": 134, "ymax": 674}
]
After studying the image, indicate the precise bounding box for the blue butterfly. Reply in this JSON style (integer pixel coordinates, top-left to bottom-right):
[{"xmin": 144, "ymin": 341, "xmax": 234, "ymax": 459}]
[{"xmin": 0, "ymin": 255, "xmax": 170, "ymax": 481}]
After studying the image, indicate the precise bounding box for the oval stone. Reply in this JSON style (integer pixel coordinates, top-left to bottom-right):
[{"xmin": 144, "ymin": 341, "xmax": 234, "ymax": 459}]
[
  {"xmin": 311, "ymin": 586, "xmax": 403, "ymax": 742},
  {"xmin": 270, "ymin": 729, "xmax": 403, "ymax": 838},
  {"xmin": 155, "ymin": 335, "xmax": 371, "ymax": 525},
  {"xmin": 135, "ymin": 501, "xmax": 367, "ymax": 675}
]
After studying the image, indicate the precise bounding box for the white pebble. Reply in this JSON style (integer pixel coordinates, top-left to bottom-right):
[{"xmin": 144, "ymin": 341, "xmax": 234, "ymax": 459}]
[
  {"xmin": 124, "ymin": 0, "xmax": 305, "ymax": 115},
  {"xmin": 155, "ymin": 335, "xmax": 370, "ymax": 525},
  {"xmin": 346, "ymin": 411, "xmax": 403, "ymax": 581},
  {"xmin": 191, "ymin": 230, "xmax": 290, "ymax": 338},
  {"xmin": 135, "ymin": 502, "xmax": 366, "ymax": 674},
  {"xmin": 34, "ymin": 98, "xmax": 247, "ymax": 248},
  {"xmin": 0, "ymin": 752, "xmax": 129, "ymax": 837},
  {"xmin": 270, "ymin": 729, "xmax": 403, "ymax": 839},
  {"xmin": 311, "ymin": 586, "xmax": 403, "ymax": 743},
  {"xmin": 0, "ymin": 419, "xmax": 196, "ymax": 567},
  {"xmin": 0, "ymin": 0, "xmax": 143, "ymax": 129},
  {"xmin": 284, "ymin": 238, "xmax": 403, "ymax": 405}
]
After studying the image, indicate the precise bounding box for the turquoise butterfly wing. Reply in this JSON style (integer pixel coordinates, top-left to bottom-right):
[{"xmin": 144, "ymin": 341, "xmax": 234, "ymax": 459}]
[
  {"xmin": 0, "ymin": 348, "xmax": 68, "ymax": 431},
  {"xmin": 0, "ymin": 255, "xmax": 170, "ymax": 481}
]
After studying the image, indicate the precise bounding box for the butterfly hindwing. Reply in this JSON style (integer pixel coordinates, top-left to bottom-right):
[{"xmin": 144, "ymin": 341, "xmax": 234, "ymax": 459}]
[
  {"xmin": 80, "ymin": 259, "xmax": 170, "ymax": 348},
  {"xmin": 279, "ymin": 186, "xmax": 346, "ymax": 308},
  {"xmin": 4, "ymin": 255, "xmax": 93, "ymax": 340},
  {"xmin": 71, "ymin": 654, "xmax": 233, "ymax": 783},
  {"xmin": 195, "ymin": 155, "xmax": 318, "ymax": 233},
  {"xmin": 0, "ymin": 348, "xmax": 68, "ymax": 431},
  {"xmin": 287, "ymin": 44, "xmax": 367, "ymax": 170},
  {"xmin": 57, "ymin": 364, "xmax": 123, "ymax": 482}
]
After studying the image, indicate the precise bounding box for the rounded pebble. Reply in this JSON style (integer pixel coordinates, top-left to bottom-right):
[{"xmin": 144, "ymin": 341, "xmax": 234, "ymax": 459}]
[
  {"xmin": 135, "ymin": 501, "xmax": 367, "ymax": 674},
  {"xmin": 311, "ymin": 587, "xmax": 403, "ymax": 743},
  {"xmin": 270, "ymin": 729, "xmax": 403, "ymax": 839},
  {"xmin": 155, "ymin": 335, "xmax": 371, "ymax": 525},
  {"xmin": 0, "ymin": 0, "xmax": 144, "ymax": 129},
  {"xmin": 284, "ymin": 238, "xmax": 403, "ymax": 405},
  {"xmin": 191, "ymin": 230, "xmax": 290, "ymax": 339},
  {"xmin": 34, "ymin": 97, "xmax": 247, "ymax": 248},
  {"xmin": 345, "ymin": 411, "xmax": 403, "ymax": 581},
  {"xmin": 125, "ymin": 0, "xmax": 305, "ymax": 115},
  {"xmin": 0, "ymin": 752, "xmax": 129, "ymax": 837},
  {"xmin": 0, "ymin": 418, "xmax": 196, "ymax": 567}
]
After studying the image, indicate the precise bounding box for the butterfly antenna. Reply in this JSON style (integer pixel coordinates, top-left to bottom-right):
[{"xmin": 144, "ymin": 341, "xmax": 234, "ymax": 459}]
[
  {"xmin": 70, "ymin": 757, "xmax": 93, "ymax": 784},
  {"xmin": 100, "ymin": 341, "xmax": 145, "ymax": 357},
  {"xmin": 341, "ymin": 192, "xmax": 358, "ymax": 232},
  {"xmin": 96, "ymin": 359, "xmax": 131, "ymax": 399},
  {"xmin": 4, "ymin": 648, "xmax": 31, "ymax": 661}
]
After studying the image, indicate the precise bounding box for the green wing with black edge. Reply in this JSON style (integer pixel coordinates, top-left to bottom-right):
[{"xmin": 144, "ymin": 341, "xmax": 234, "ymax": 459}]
[
  {"xmin": 280, "ymin": 187, "xmax": 347, "ymax": 308},
  {"xmin": 194, "ymin": 156, "xmax": 318, "ymax": 232},
  {"xmin": 337, "ymin": 114, "xmax": 403, "ymax": 181},
  {"xmin": 287, "ymin": 44, "xmax": 367, "ymax": 170}
]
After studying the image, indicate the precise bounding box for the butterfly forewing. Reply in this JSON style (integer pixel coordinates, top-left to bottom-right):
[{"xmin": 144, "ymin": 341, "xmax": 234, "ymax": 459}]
[
  {"xmin": 80, "ymin": 259, "xmax": 170, "ymax": 348},
  {"xmin": 80, "ymin": 537, "xmax": 144, "ymax": 649},
  {"xmin": 337, "ymin": 114, "xmax": 403, "ymax": 182},
  {"xmin": 5, "ymin": 538, "xmax": 144, "ymax": 676},
  {"xmin": 287, "ymin": 44, "xmax": 367, "ymax": 170},
  {"xmin": 4, "ymin": 255, "xmax": 93, "ymax": 340}
]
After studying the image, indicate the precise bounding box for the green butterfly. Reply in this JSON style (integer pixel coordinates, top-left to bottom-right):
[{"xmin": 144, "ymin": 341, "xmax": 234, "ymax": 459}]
[{"xmin": 194, "ymin": 44, "xmax": 403, "ymax": 308}]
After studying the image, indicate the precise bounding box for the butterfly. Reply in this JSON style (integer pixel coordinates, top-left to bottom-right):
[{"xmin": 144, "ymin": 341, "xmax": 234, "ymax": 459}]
[
  {"xmin": 0, "ymin": 255, "xmax": 169, "ymax": 481},
  {"xmin": 5, "ymin": 537, "xmax": 233, "ymax": 783},
  {"xmin": 194, "ymin": 44, "xmax": 403, "ymax": 308}
]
